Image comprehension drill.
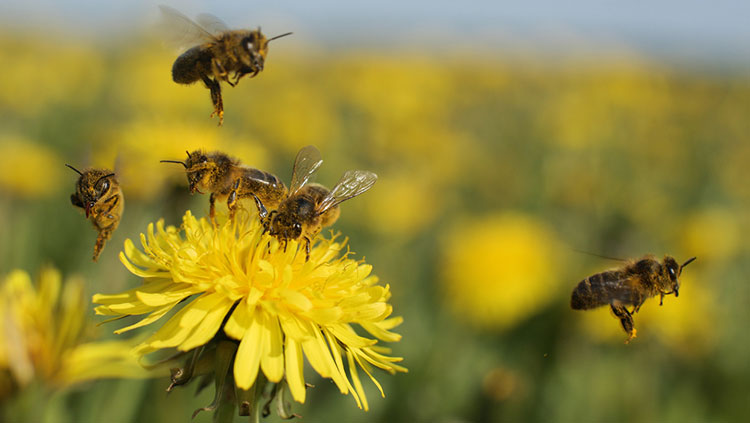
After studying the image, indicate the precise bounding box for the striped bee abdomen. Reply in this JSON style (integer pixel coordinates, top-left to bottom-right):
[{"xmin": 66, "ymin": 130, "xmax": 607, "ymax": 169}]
[{"xmin": 570, "ymin": 271, "xmax": 626, "ymax": 310}]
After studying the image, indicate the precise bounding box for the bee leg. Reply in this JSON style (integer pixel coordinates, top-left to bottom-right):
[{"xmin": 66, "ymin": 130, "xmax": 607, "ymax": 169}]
[
  {"xmin": 233, "ymin": 68, "xmax": 253, "ymax": 85},
  {"xmin": 211, "ymin": 59, "xmax": 233, "ymax": 86},
  {"xmin": 611, "ymin": 304, "xmax": 636, "ymax": 343},
  {"xmin": 224, "ymin": 76, "xmax": 235, "ymax": 88},
  {"xmin": 93, "ymin": 227, "xmax": 113, "ymax": 262},
  {"xmin": 659, "ymin": 292, "xmax": 665, "ymax": 306},
  {"xmin": 263, "ymin": 213, "xmax": 275, "ymax": 235},
  {"xmin": 228, "ymin": 193, "xmax": 237, "ymax": 219},
  {"xmin": 201, "ymin": 74, "xmax": 224, "ymax": 125},
  {"xmin": 304, "ymin": 237, "xmax": 311, "ymax": 262},
  {"xmin": 253, "ymin": 194, "xmax": 268, "ymax": 220},
  {"xmin": 253, "ymin": 196, "xmax": 274, "ymax": 234},
  {"xmin": 209, "ymin": 193, "xmax": 217, "ymax": 223},
  {"xmin": 227, "ymin": 179, "xmax": 241, "ymax": 220},
  {"xmin": 232, "ymin": 71, "xmax": 243, "ymax": 86}
]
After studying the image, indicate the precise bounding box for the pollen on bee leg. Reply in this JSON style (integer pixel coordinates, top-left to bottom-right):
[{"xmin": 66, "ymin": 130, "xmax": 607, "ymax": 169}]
[
  {"xmin": 210, "ymin": 109, "xmax": 224, "ymax": 126},
  {"xmin": 93, "ymin": 230, "xmax": 110, "ymax": 262},
  {"xmin": 624, "ymin": 328, "xmax": 638, "ymax": 344}
]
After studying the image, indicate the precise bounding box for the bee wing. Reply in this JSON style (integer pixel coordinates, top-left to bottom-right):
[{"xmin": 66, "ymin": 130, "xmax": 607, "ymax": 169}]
[
  {"xmin": 591, "ymin": 272, "xmax": 642, "ymax": 305},
  {"xmin": 159, "ymin": 5, "xmax": 219, "ymax": 49},
  {"xmin": 289, "ymin": 145, "xmax": 323, "ymax": 196},
  {"xmin": 315, "ymin": 170, "xmax": 377, "ymax": 215},
  {"xmin": 195, "ymin": 13, "xmax": 231, "ymax": 35}
]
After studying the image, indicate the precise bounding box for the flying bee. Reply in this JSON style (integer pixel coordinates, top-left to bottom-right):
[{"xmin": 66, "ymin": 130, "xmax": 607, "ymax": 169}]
[
  {"xmin": 253, "ymin": 145, "xmax": 377, "ymax": 260},
  {"xmin": 159, "ymin": 5, "xmax": 292, "ymax": 125},
  {"xmin": 66, "ymin": 164, "xmax": 124, "ymax": 262},
  {"xmin": 571, "ymin": 255, "xmax": 697, "ymax": 342},
  {"xmin": 161, "ymin": 150, "xmax": 287, "ymax": 220}
]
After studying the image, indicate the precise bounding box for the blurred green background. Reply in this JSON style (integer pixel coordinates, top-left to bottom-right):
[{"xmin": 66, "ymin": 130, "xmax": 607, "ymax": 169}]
[{"xmin": 1, "ymin": 2, "xmax": 749, "ymax": 422}]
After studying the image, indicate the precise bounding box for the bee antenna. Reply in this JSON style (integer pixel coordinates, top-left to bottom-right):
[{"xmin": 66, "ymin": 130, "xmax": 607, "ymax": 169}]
[
  {"xmin": 160, "ymin": 160, "xmax": 187, "ymax": 168},
  {"xmin": 65, "ymin": 164, "xmax": 84, "ymax": 176},
  {"xmin": 267, "ymin": 32, "xmax": 293, "ymax": 43},
  {"xmin": 681, "ymin": 257, "xmax": 697, "ymax": 270},
  {"xmin": 571, "ymin": 249, "xmax": 626, "ymax": 262},
  {"xmin": 186, "ymin": 150, "xmax": 191, "ymax": 159}
]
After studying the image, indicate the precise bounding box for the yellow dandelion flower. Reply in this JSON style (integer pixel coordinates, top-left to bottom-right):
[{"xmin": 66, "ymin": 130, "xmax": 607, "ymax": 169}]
[
  {"xmin": 0, "ymin": 135, "xmax": 63, "ymax": 198},
  {"xmin": 0, "ymin": 268, "xmax": 149, "ymax": 400},
  {"xmin": 441, "ymin": 213, "xmax": 563, "ymax": 329},
  {"xmin": 93, "ymin": 210, "xmax": 406, "ymax": 417}
]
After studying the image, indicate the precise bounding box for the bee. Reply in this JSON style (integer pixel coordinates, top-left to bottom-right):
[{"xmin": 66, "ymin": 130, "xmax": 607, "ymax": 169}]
[
  {"xmin": 66, "ymin": 164, "xmax": 124, "ymax": 262},
  {"xmin": 160, "ymin": 150, "xmax": 287, "ymax": 220},
  {"xmin": 253, "ymin": 145, "xmax": 378, "ymax": 260},
  {"xmin": 160, "ymin": 5, "xmax": 292, "ymax": 125},
  {"xmin": 571, "ymin": 255, "xmax": 697, "ymax": 342}
]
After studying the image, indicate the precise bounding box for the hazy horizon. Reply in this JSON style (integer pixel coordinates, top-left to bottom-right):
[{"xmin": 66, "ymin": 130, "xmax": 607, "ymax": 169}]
[{"xmin": 1, "ymin": 0, "xmax": 749, "ymax": 66}]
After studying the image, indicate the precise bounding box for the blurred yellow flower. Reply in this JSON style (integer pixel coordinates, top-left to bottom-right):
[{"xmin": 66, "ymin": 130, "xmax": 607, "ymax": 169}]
[
  {"xmin": 109, "ymin": 45, "xmax": 206, "ymax": 116},
  {"xmin": 533, "ymin": 59, "xmax": 684, "ymax": 154},
  {"xmin": 361, "ymin": 172, "xmax": 439, "ymax": 237},
  {"xmin": 334, "ymin": 56, "xmax": 452, "ymax": 127},
  {"xmin": 0, "ymin": 268, "xmax": 148, "ymax": 400},
  {"xmin": 441, "ymin": 213, "xmax": 563, "ymax": 329},
  {"xmin": 0, "ymin": 36, "xmax": 103, "ymax": 116},
  {"xmin": 366, "ymin": 124, "xmax": 472, "ymax": 183},
  {"xmin": 0, "ymin": 135, "xmax": 63, "ymax": 198},
  {"xmin": 237, "ymin": 77, "xmax": 339, "ymax": 154},
  {"xmin": 94, "ymin": 210, "xmax": 406, "ymax": 415},
  {"xmin": 680, "ymin": 208, "xmax": 743, "ymax": 262}
]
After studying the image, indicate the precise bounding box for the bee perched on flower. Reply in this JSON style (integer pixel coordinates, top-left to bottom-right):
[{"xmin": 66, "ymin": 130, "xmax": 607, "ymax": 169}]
[{"xmin": 94, "ymin": 209, "xmax": 406, "ymax": 419}]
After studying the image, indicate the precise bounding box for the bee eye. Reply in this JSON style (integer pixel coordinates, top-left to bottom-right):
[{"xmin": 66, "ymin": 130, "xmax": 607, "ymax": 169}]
[
  {"xmin": 294, "ymin": 222, "xmax": 301, "ymax": 231},
  {"xmin": 101, "ymin": 180, "xmax": 109, "ymax": 191}
]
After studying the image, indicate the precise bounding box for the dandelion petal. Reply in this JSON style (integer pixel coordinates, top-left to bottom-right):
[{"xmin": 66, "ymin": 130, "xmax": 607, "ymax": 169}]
[
  {"xmin": 260, "ymin": 313, "xmax": 284, "ymax": 383},
  {"xmin": 234, "ymin": 307, "xmax": 263, "ymax": 390},
  {"xmin": 285, "ymin": 336, "xmax": 306, "ymax": 403}
]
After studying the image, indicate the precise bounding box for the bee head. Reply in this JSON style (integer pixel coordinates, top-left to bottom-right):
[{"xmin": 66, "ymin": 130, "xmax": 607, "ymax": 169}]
[
  {"xmin": 269, "ymin": 210, "xmax": 303, "ymax": 241},
  {"xmin": 161, "ymin": 150, "xmax": 210, "ymax": 194},
  {"xmin": 67, "ymin": 165, "xmax": 115, "ymax": 218},
  {"xmin": 242, "ymin": 31, "xmax": 268, "ymax": 70},
  {"xmin": 662, "ymin": 255, "xmax": 696, "ymax": 298},
  {"xmin": 184, "ymin": 151, "xmax": 214, "ymax": 194},
  {"xmin": 242, "ymin": 30, "xmax": 292, "ymax": 71}
]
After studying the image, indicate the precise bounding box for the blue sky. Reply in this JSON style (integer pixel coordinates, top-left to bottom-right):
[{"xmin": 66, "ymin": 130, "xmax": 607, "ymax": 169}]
[{"xmin": 2, "ymin": 1, "xmax": 748, "ymax": 63}]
